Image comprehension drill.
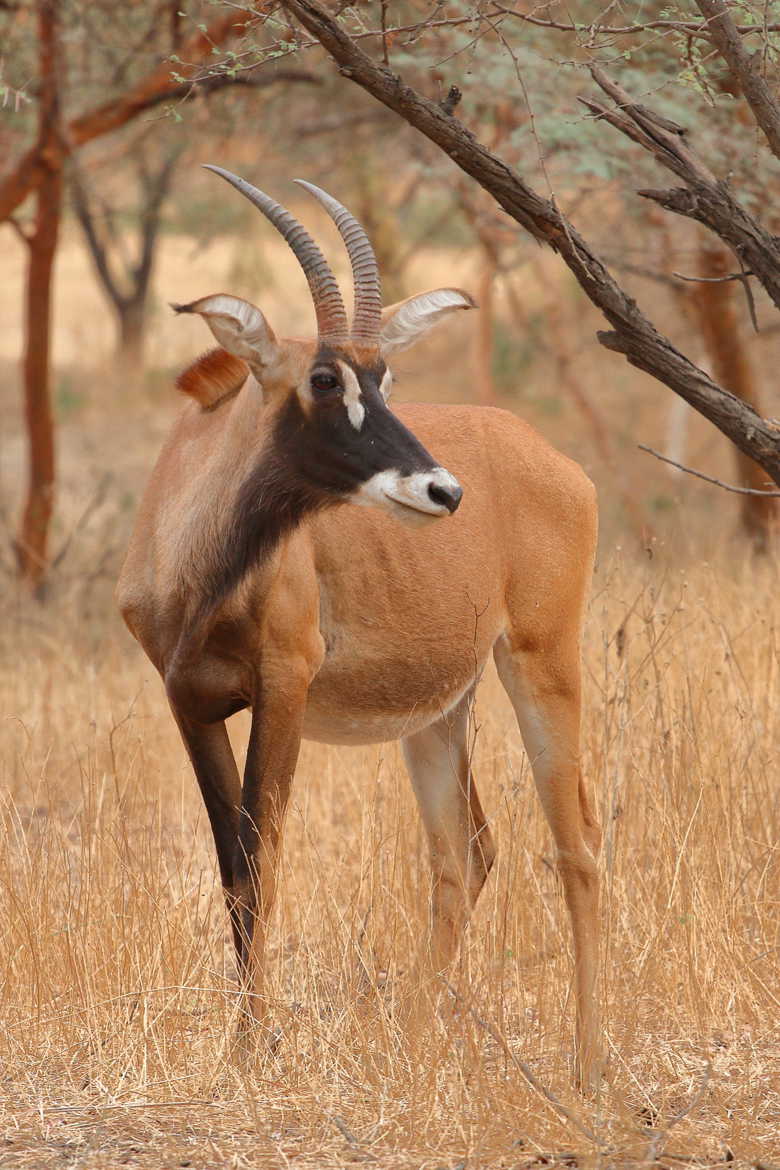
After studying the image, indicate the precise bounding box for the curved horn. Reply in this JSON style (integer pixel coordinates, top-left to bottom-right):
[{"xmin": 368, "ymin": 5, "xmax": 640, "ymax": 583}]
[
  {"xmin": 204, "ymin": 165, "xmax": 349, "ymax": 343},
  {"xmin": 294, "ymin": 180, "xmax": 382, "ymax": 345}
]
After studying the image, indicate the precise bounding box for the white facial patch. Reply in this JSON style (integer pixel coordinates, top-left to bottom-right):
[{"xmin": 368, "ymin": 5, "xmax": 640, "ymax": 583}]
[
  {"xmin": 336, "ymin": 362, "xmax": 365, "ymax": 431},
  {"xmin": 355, "ymin": 469, "xmax": 402, "ymax": 509},
  {"xmin": 355, "ymin": 466, "xmax": 462, "ymax": 517},
  {"xmin": 379, "ymin": 368, "xmax": 393, "ymax": 402}
]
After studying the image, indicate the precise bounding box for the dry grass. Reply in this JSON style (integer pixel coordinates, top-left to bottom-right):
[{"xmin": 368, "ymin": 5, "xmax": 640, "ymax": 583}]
[
  {"xmin": 1, "ymin": 234, "xmax": 779, "ymax": 1169},
  {"xmin": 2, "ymin": 536, "xmax": 778, "ymax": 1169}
]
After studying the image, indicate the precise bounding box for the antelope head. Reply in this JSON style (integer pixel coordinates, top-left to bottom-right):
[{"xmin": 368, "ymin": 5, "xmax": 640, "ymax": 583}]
[{"xmin": 174, "ymin": 168, "xmax": 474, "ymax": 522}]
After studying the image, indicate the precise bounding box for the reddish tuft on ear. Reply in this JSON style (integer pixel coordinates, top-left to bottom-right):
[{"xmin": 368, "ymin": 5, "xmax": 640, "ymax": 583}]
[{"xmin": 176, "ymin": 348, "xmax": 249, "ymax": 409}]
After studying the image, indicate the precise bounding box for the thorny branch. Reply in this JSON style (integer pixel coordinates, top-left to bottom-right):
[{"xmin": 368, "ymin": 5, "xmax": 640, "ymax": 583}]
[
  {"xmin": 581, "ymin": 67, "xmax": 780, "ymax": 315},
  {"xmin": 694, "ymin": 0, "xmax": 780, "ymax": 162},
  {"xmin": 638, "ymin": 445, "xmax": 780, "ymax": 496},
  {"xmin": 280, "ymin": 0, "xmax": 780, "ymax": 489},
  {"xmin": 493, "ymin": 7, "xmax": 780, "ymax": 40},
  {"xmin": 674, "ymin": 263, "xmax": 759, "ymax": 331},
  {"xmin": 673, "ymin": 270, "xmax": 754, "ymax": 283},
  {"xmin": 162, "ymin": 1, "xmax": 780, "ymax": 81}
]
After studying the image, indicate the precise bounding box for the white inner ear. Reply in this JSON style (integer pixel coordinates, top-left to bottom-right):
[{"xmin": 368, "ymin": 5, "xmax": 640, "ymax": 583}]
[
  {"xmin": 379, "ymin": 368, "xmax": 393, "ymax": 402},
  {"xmin": 182, "ymin": 294, "xmax": 277, "ymax": 366},
  {"xmin": 380, "ymin": 288, "xmax": 475, "ymax": 356}
]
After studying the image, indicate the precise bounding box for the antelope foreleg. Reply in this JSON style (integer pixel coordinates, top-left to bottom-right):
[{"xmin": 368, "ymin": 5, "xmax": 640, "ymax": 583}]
[
  {"xmin": 171, "ymin": 710, "xmax": 244, "ymax": 959},
  {"xmin": 233, "ymin": 677, "xmax": 306, "ymax": 1042}
]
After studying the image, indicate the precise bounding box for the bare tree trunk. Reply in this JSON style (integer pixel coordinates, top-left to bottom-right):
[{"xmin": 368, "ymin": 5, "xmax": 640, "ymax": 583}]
[
  {"xmin": 16, "ymin": 0, "xmax": 63, "ymax": 592},
  {"xmin": 116, "ymin": 297, "xmax": 147, "ymax": 369},
  {"xmin": 454, "ymin": 186, "xmax": 502, "ymax": 407},
  {"xmin": 686, "ymin": 241, "xmax": 777, "ymax": 550},
  {"xmin": 5, "ymin": 6, "xmax": 317, "ymax": 583}
]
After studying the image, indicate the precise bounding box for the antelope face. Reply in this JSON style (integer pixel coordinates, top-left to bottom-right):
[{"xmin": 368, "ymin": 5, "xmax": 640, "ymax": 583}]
[
  {"xmin": 177, "ymin": 170, "xmax": 477, "ymax": 523},
  {"xmin": 286, "ymin": 347, "xmax": 462, "ymax": 520}
]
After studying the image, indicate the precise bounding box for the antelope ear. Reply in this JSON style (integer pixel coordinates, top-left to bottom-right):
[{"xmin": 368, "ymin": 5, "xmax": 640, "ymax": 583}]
[
  {"xmin": 380, "ymin": 288, "xmax": 476, "ymax": 356},
  {"xmin": 172, "ymin": 294, "xmax": 279, "ymax": 367}
]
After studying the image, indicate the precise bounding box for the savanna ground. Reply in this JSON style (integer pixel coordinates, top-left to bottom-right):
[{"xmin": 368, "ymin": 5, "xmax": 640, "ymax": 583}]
[{"xmin": 1, "ymin": 223, "xmax": 778, "ymax": 1169}]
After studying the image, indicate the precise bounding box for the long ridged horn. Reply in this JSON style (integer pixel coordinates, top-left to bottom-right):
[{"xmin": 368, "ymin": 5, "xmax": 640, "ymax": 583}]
[
  {"xmin": 294, "ymin": 180, "xmax": 382, "ymax": 345},
  {"xmin": 204, "ymin": 165, "xmax": 349, "ymax": 343}
]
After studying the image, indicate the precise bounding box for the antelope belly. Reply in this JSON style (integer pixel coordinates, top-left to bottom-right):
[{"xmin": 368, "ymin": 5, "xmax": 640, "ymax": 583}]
[
  {"xmin": 300, "ymin": 648, "xmax": 489, "ymax": 745},
  {"xmin": 300, "ymin": 694, "xmax": 468, "ymax": 745}
]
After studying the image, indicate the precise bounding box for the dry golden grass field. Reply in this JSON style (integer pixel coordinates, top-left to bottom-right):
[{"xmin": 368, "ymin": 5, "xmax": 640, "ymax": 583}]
[{"xmin": 1, "ymin": 230, "xmax": 779, "ymax": 1169}]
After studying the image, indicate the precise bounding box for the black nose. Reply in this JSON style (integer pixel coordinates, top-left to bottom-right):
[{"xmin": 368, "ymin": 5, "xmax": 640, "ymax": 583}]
[{"xmin": 427, "ymin": 481, "xmax": 463, "ymax": 514}]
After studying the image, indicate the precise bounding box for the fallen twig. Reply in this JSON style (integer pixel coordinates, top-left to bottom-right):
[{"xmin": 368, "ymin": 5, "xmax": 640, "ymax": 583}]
[
  {"xmin": 645, "ymin": 1061, "xmax": 713, "ymax": 1163},
  {"xmin": 443, "ymin": 980, "xmax": 601, "ymax": 1146}
]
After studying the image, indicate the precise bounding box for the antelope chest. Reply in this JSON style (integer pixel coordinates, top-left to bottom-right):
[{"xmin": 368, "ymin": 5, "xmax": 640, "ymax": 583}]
[
  {"xmin": 301, "ymin": 599, "xmax": 502, "ymax": 746},
  {"xmin": 298, "ymin": 506, "xmax": 507, "ymax": 745}
]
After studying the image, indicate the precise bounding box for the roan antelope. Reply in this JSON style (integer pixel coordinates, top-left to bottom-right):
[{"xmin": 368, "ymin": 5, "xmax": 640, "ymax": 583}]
[{"xmin": 117, "ymin": 168, "xmax": 601, "ymax": 1088}]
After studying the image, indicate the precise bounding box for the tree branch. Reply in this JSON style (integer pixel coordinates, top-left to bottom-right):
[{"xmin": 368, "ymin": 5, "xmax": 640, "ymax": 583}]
[
  {"xmin": 281, "ymin": 0, "xmax": 780, "ymax": 489},
  {"xmin": 581, "ymin": 68, "xmax": 780, "ymax": 315},
  {"xmin": 638, "ymin": 444, "xmax": 780, "ymax": 495},
  {"xmin": 695, "ymin": 0, "xmax": 780, "ymax": 162},
  {"xmin": 70, "ymin": 159, "xmax": 126, "ymax": 310},
  {"xmin": 131, "ymin": 144, "xmax": 183, "ymax": 300},
  {"xmin": 7, "ymin": 215, "xmax": 33, "ymax": 246},
  {"xmin": 674, "ymin": 262, "xmax": 759, "ymax": 331},
  {"xmin": 0, "ymin": 6, "xmax": 281, "ymax": 223},
  {"xmin": 673, "ymin": 269, "xmax": 753, "ymax": 283},
  {"xmin": 493, "ymin": 7, "xmax": 780, "ymax": 40}
]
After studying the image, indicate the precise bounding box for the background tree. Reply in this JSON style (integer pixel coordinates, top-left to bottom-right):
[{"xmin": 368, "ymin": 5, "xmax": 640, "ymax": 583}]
[
  {"xmin": 12, "ymin": 0, "xmax": 63, "ymax": 585},
  {"xmin": 242, "ymin": 0, "xmax": 780, "ymax": 542},
  {"xmin": 5, "ymin": 0, "xmax": 780, "ymax": 589},
  {"xmin": 0, "ymin": 0, "xmax": 315, "ymax": 589},
  {"xmin": 70, "ymin": 134, "xmax": 184, "ymax": 370}
]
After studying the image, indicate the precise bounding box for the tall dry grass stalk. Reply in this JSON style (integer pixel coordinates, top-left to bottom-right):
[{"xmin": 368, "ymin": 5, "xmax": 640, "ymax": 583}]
[{"xmin": 1, "ymin": 542, "xmax": 777, "ymax": 1168}]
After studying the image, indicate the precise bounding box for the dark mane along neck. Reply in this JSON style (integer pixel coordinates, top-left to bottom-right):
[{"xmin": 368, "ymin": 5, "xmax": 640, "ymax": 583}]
[{"xmin": 194, "ymin": 399, "xmax": 331, "ymax": 621}]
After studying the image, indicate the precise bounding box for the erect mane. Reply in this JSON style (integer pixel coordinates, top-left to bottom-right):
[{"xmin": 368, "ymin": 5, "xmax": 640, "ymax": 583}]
[{"xmin": 176, "ymin": 347, "xmax": 249, "ymax": 409}]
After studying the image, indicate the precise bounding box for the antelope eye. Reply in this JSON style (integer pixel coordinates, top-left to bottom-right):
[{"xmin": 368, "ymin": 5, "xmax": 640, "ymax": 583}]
[{"xmin": 310, "ymin": 371, "xmax": 340, "ymax": 396}]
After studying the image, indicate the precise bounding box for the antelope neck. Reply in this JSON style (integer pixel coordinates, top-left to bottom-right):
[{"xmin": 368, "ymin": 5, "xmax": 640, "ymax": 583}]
[
  {"xmin": 190, "ymin": 347, "xmax": 438, "ymax": 622},
  {"xmin": 197, "ymin": 396, "xmax": 331, "ymax": 618}
]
